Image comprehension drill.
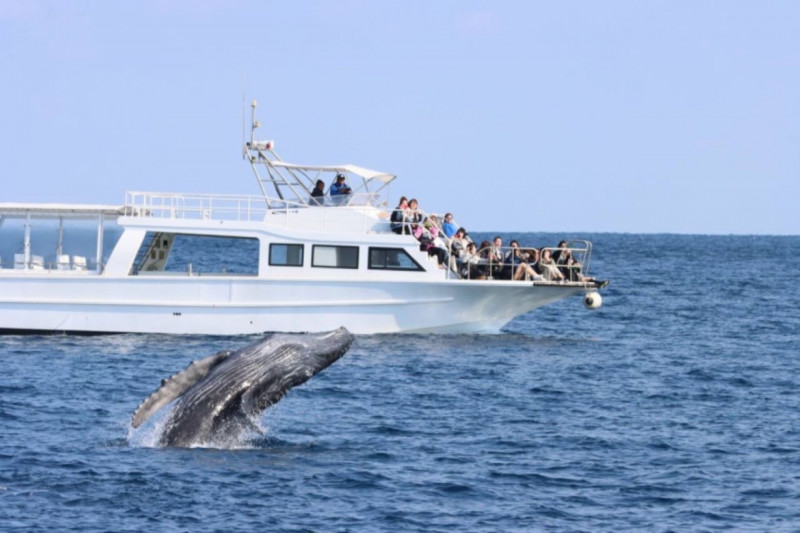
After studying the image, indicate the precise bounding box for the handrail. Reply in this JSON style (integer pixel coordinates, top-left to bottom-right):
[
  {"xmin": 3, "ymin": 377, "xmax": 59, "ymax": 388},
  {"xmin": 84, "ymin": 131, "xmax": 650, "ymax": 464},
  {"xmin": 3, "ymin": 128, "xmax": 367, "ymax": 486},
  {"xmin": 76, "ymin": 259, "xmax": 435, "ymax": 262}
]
[
  {"xmin": 122, "ymin": 190, "xmax": 393, "ymax": 235},
  {"xmin": 124, "ymin": 191, "xmax": 270, "ymax": 221},
  {"xmin": 452, "ymin": 243, "xmax": 594, "ymax": 283}
]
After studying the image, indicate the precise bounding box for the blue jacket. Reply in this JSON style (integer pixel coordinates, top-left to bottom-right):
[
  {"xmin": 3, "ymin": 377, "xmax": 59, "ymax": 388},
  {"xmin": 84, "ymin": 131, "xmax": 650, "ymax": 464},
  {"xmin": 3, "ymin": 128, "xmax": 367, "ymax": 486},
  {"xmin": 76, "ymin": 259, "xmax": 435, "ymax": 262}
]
[{"xmin": 330, "ymin": 182, "xmax": 351, "ymax": 196}]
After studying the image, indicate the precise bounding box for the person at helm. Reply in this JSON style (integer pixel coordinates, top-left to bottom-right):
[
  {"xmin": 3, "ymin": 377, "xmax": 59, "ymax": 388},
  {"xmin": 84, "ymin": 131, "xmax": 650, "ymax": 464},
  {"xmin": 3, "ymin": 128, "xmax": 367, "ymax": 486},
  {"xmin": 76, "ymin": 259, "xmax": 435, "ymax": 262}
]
[{"xmin": 329, "ymin": 173, "xmax": 352, "ymax": 196}]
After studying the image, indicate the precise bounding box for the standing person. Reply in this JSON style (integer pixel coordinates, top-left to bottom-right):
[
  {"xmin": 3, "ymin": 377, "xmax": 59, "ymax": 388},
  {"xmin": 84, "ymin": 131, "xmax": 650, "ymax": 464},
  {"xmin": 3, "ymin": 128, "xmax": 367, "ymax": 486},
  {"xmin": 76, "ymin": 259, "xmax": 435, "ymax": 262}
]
[
  {"xmin": 390, "ymin": 196, "xmax": 409, "ymax": 234},
  {"xmin": 309, "ymin": 179, "xmax": 325, "ymax": 205},
  {"xmin": 442, "ymin": 213, "xmax": 458, "ymax": 238},
  {"xmin": 329, "ymin": 173, "xmax": 352, "ymax": 204}
]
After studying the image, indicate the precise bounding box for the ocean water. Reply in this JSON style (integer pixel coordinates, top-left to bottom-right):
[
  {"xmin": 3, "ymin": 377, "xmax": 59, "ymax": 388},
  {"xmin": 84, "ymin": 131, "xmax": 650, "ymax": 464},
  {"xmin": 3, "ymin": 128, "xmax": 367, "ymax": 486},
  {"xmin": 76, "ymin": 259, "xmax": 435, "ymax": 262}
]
[{"xmin": 1, "ymin": 233, "xmax": 799, "ymax": 531}]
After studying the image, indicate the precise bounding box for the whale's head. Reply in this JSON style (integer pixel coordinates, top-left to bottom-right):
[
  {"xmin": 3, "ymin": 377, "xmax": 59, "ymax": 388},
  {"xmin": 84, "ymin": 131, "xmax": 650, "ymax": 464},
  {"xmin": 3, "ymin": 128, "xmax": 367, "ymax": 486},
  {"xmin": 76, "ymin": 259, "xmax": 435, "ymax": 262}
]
[{"xmin": 214, "ymin": 326, "xmax": 356, "ymax": 416}]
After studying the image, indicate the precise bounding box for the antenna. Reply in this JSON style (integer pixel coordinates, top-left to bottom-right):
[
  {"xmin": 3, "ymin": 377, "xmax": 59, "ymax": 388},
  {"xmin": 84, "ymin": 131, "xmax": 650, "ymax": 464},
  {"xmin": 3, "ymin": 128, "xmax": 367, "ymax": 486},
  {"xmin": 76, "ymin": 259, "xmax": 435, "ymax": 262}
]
[
  {"xmin": 250, "ymin": 99, "xmax": 258, "ymax": 145},
  {"xmin": 241, "ymin": 91, "xmax": 246, "ymax": 159}
]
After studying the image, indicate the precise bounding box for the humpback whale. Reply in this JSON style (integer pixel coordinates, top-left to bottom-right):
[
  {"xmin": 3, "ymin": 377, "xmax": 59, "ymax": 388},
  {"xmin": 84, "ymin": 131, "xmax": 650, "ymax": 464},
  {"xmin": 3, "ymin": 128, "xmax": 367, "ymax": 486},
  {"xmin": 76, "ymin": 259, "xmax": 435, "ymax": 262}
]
[{"xmin": 131, "ymin": 327, "xmax": 354, "ymax": 447}]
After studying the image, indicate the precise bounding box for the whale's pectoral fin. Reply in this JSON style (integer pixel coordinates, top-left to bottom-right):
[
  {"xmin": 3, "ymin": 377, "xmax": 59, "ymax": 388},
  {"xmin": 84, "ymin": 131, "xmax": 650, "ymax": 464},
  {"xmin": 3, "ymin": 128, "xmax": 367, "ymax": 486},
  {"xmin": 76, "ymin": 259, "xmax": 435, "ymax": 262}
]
[{"xmin": 131, "ymin": 350, "xmax": 233, "ymax": 428}]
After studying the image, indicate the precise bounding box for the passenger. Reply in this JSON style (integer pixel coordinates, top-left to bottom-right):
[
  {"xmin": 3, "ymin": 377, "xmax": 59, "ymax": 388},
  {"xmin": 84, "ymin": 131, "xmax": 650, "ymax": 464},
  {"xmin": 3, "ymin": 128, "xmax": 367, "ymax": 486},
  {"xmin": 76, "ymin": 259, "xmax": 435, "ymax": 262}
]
[
  {"xmin": 449, "ymin": 227, "xmax": 469, "ymax": 262},
  {"xmin": 329, "ymin": 173, "xmax": 352, "ymax": 203},
  {"xmin": 405, "ymin": 198, "xmax": 423, "ymax": 235},
  {"xmin": 413, "ymin": 217, "xmax": 448, "ymax": 268},
  {"xmin": 552, "ymin": 240, "xmax": 570, "ymax": 263},
  {"xmin": 462, "ymin": 242, "xmax": 488, "ymax": 280},
  {"xmin": 552, "ymin": 240, "xmax": 593, "ymax": 282},
  {"xmin": 500, "ymin": 239, "xmax": 522, "ymax": 280},
  {"xmin": 442, "ymin": 213, "xmax": 458, "ymax": 238},
  {"xmin": 309, "ymin": 179, "xmax": 326, "ymax": 206},
  {"xmin": 446, "ymin": 227, "xmax": 470, "ymax": 273},
  {"xmin": 507, "ymin": 242, "xmax": 544, "ymax": 281},
  {"xmin": 553, "ymin": 240, "xmax": 572, "ymax": 277},
  {"xmin": 424, "ymin": 214, "xmax": 441, "ymax": 232},
  {"xmin": 406, "ymin": 198, "xmax": 423, "ymax": 225},
  {"xmin": 425, "ymin": 215, "xmax": 450, "ymax": 249},
  {"xmin": 539, "ymin": 248, "xmax": 566, "ymax": 281},
  {"xmin": 565, "ymin": 256, "xmax": 594, "ymax": 282},
  {"xmin": 502, "ymin": 240, "xmax": 526, "ymax": 280},
  {"xmin": 488, "ymin": 236, "xmax": 505, "ymax": 279},
  {"xmin": 390, "ymin": 196, "xmax": 409, "ymax": 234},
  {"xmin": 527, "ymin": 248, "xmax": 542, "ymax": 275},
  {"xmin": 476, "ymin": 240, "xmax": 496, "ymax": 278}
]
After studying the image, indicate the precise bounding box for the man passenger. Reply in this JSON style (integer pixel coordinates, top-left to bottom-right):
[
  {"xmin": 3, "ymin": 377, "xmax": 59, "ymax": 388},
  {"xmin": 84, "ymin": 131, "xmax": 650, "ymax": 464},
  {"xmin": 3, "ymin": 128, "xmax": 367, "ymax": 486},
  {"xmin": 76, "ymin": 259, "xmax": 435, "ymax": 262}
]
[{"xmin": 330, "ymin": 174, "xmax": 352, "ymax": 196}]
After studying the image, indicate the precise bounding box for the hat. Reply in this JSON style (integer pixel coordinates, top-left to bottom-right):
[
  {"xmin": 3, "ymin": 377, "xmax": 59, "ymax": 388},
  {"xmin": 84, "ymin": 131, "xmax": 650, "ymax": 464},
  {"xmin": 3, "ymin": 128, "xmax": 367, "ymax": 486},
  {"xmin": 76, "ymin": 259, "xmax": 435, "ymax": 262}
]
[{"xmin": 336, "ymin": 173, "xmax": 345, "ymax": 181}]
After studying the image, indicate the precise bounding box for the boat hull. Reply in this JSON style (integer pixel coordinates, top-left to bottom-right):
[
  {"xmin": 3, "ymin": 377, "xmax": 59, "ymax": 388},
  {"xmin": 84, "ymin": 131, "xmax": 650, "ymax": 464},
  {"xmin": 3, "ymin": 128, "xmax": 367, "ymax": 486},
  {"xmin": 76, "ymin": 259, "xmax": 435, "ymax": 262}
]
[{"xmin": 0, "ymin": 276, "xmax": 586, "ymax": 335}]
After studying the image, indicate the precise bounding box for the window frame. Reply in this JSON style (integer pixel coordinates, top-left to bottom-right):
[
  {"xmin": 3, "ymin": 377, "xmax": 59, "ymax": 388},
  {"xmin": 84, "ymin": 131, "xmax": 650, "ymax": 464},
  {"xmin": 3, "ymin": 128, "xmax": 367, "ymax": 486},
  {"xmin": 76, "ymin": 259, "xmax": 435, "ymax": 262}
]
[
  {"xmin": 367, "ymin": 247, "xmax": 425, "ymax": 272},
  {"xmin": 268, "ymin": 243, "xmax": 305, "ymax": 267},
  {"xmin": 311, "ymin": 244, "xmax": 360, "ymax": 269}
]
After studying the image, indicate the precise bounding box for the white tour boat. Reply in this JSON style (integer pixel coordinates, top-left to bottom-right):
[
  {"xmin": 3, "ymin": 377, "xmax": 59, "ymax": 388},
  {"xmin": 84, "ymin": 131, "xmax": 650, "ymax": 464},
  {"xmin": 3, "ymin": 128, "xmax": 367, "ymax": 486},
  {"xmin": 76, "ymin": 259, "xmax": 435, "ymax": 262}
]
[{"xmin": 0, "ymin": 102, "xmax": 606, "ymax": 335}]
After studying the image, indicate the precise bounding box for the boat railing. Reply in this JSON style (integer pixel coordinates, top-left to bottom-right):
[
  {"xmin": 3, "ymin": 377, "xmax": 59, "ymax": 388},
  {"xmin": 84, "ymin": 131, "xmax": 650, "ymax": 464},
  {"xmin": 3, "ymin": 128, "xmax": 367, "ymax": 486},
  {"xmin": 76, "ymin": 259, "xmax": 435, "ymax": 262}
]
[
  {"xmin": 450, "ymin": 241, "xmax": 593, "ymax": 282},
  {"xmin": 124, "ymin": 192, "xmax": 270, "ymax": 222},
  {"xmin": 123, "ymin": 191, "xmax": 390, "ymax": 234}
]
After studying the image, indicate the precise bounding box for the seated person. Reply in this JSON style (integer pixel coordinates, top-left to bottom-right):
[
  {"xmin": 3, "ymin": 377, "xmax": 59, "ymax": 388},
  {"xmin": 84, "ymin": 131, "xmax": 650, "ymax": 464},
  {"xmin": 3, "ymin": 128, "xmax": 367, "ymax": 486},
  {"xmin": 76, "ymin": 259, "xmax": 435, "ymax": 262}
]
[
  {"xmin": 406, "ymin": 198, "xmax": 423, "ymax": 226},
  {"xmin": 508, "ymin": 244, "xmax": 544, "ymax": 281},
  {"xmin": 462, "ymin": 242, "xmax": 488, "ymax": 280},
  {"xmin": 442, "ymin": 213, "xmax": 458, "ymax": 238},
  {"xmin": 414, "ymin": 218, "xmax": 448, "ymax": 269},
  {"xmin": 552, "ymin": 240, "xmax": 594, "ymax": 282},
  {"xmin": 309, "ymin": 179, "xmax": 325, "ymax": 205},
  {"xmin": 329, "ymin": 173, "xmax": 352, "ymax": 197},
  {"xmin": 502, "ymin": 240, "xmax": 524, "ymax": 280},
  {"xmin": 449, "ymin": 227, "xmax": 469, "ymax": 261},
  {"xmin": 539, "ymin": 248, "xmax": 566, "ymax": 281},
  {"xmin": 390, "ymin": 196, "xmax": 409, "ymax": 234},
  {"xmin": 487, "ymin": 236, "xmax": 505, "ymax": 279}
]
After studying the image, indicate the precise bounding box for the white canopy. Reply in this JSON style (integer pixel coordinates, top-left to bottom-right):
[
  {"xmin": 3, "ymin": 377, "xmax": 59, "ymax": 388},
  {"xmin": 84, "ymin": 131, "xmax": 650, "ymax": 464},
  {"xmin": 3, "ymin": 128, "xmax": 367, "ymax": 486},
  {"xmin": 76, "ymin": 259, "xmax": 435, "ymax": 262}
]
[
  {"xmin": 269, "ymin": 162, "xmax": 396, "ymax": 184},
  {"xmin": 0, "ymin": 203, "xmax": 123, "ymax": 217}
]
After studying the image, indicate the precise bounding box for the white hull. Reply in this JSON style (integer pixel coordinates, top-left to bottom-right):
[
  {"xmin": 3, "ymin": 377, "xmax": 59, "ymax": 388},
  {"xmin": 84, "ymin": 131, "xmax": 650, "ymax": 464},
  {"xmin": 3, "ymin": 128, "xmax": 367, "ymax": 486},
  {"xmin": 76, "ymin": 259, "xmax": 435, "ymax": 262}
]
[{"xmin": 0, "ymin": 276, "xmax": 585, "ymax": 335}]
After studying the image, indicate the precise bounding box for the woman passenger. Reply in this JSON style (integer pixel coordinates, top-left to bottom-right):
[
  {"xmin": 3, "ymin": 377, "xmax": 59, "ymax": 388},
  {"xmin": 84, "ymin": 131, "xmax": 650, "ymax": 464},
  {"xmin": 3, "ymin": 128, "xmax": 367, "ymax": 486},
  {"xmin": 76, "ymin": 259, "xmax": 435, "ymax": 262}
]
[
  {"xmin": 507, "ymin": 242, "xmax": 543, "ymax": 281},
  {"xmin": 462, "ymin": 242, "xmax": 488, "ymax": 280},
  {"xmin": 539, "ymin": 248, "xmax": 566, "ymax": 281},
  {"xmin": 390, "ymin": 196, "xmax": 408, "ymax": 234},
  {"xmin": 406, "ymin": 198, "xmax": 423, "ymax": 226},
  {"xmin": 449, "ymin": 227, "xmax": 469, "ymax": 261}
]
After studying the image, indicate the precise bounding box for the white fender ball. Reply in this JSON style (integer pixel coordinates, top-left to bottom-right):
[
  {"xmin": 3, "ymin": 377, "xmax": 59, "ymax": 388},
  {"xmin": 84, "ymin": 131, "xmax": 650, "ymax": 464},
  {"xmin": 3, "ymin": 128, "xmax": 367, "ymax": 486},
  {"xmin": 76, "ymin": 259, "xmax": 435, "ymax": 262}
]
[{"xmin": 584, "ymin": 291, "xmax": 602, "ymax": 310}]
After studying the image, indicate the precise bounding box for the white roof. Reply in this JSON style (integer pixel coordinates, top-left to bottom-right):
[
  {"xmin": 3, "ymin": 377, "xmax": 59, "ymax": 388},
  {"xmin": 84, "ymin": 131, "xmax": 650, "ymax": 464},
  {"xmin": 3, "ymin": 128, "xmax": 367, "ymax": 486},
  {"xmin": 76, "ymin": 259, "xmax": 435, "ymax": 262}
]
[
  {"xmin": 0, "ymin": 203, "xmax": 123, "ymax": 217},
  {"xmin": 269, "ymin": 162, "xmax": 396, "ymax": 183}
]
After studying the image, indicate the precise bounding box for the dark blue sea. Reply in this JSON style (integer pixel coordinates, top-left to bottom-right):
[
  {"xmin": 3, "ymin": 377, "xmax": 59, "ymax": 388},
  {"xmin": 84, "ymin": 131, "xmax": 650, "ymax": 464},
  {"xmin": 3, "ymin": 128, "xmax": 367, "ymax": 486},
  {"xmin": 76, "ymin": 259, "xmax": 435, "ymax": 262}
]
[{"xmin": 2, "ymin": 233, "xmax": 799, "ymax": 531}]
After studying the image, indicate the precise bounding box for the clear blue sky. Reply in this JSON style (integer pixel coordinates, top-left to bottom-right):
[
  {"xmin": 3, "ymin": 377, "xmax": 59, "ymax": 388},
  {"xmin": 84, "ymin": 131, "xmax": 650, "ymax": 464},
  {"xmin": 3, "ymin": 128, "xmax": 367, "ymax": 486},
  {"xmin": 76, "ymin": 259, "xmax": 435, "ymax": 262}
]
[{"xmin": 1, "ymin": 1, "xmax": 797, "ymax": 234}]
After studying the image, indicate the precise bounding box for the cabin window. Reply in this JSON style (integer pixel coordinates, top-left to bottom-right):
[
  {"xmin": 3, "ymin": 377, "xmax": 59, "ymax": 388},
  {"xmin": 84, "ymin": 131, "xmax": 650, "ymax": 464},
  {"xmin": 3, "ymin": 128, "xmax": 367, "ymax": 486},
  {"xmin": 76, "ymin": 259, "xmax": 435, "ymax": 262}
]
[
  {"xmin": 131, "ymin": 232, "xmax": 259, "ymax": 275},
  {"xmin": 368, "ymin": 247, "xmax": 424, "ymax": 271},
  {"xmin": 0, "ymin": 216, "xmax": 122, "ymax": 271},
  {"xmin": 269, "ymin": 243, "xmax": 304, "ymax": 267},
  {"xmin": 311, "ymin": 245, "xmax": 359, "ymax": 269}
]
